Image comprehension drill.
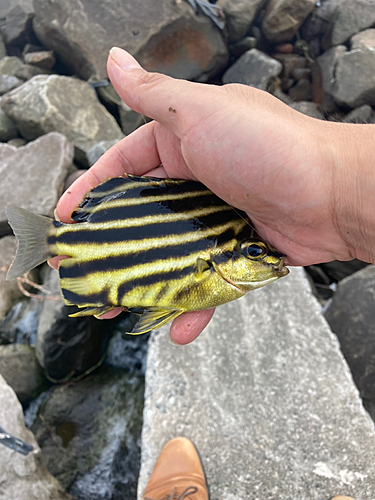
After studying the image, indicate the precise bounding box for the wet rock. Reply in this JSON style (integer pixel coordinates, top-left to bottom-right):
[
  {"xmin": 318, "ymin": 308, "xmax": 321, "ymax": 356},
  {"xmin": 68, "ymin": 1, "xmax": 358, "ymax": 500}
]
[
  {"xmin": 217, "ymin": 0, "xmax": 266, "ymax": 42},
  {"xmin": 0, "ymin": 56, "xmax": 24, "ymax": 76},
  {"xmin": 223, "ymin": 48, "xmax": 282, "ymax": 90},
  {"xmin": 2, "ymin": 0, "xmax": 35, "ymax": 48},
  {"xmin": 138, "ymin": 268, "xmax": 375, "ymax": 499},
  {"xmin": 0, "ymin": 132, "xmax": 74, "ymax": 236},
  {"xmin": 0, "ymin": 107, "xmax": 18, "ymax": 141},
  {"xmin": 290, "ymin": 101, "xmax": 323, "ymax": 119},
  {"xmin": 86, "ymin": 138, "xmax": 120, "ymax": 167},
  {"xmin": 2, "ymin": 75, "xmax": 123, "ymax": 164},
  {"xmin": 33, "ymin": 0, "xmax": 228, "ymax": 82},
  {"xmin": 31, "ymin": 367, "xmax": 144, "ymax": 500},
  {"xmin": 36, "ymin": 268, "xmax": 119, "ymax": 381},
  {"xmin": 0, "ymin": 237, "xmax": 24, "ymax": 319},
  {"xmin": 331, "ymin": 0, "xmax": 375, "ymax": 46},
  {"xmin": 343, "ymin": 104, "xmax": 373, "ymax": 123},
  {"xmin": 262, "ymin": 0, "xmax": 318, "ymax": 43},
  {"xmin": 0, "ymin": 299, "xmax": 42, "ymax": 346},
  {"xmin": 0, "ymin": 374, "xmax": 74, "ymax": 500},
  {"xmin": 332, "ymin": 48, "xmax": 375, "ymax": 107},
  {"xmin": 325, "ymin": 265, "xmax": 375, "ymax": 401},
  {"xmin": 0, "ymin": 74, "xmax": 22, "ymax": 94},
  {"xmin": 24, "ymin": 50, "xmax": 56, "ymax": 70},
  {"xmin": 0, "ymin": 343, "xmax": 46, "ymax": 404}
]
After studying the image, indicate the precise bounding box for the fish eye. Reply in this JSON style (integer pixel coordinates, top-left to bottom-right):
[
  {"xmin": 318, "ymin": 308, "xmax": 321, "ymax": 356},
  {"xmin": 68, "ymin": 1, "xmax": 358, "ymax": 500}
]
[{"xmin": 242, "ymin": 242, "xmax": 266, "ymax": 260}]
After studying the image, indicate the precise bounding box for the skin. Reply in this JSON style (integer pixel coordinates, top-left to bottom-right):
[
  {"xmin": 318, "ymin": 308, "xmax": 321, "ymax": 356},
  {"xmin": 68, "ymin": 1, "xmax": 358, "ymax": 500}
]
[{"xmin": 50, "ymin": 47, "xmax": 375, "ymax": 345}]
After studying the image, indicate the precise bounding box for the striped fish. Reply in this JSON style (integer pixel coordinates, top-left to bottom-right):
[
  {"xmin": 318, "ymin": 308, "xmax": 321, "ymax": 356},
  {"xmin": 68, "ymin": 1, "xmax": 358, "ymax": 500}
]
[{"xmin": 6, "ymin": 175, "xmax": 289, "ymax": 334}]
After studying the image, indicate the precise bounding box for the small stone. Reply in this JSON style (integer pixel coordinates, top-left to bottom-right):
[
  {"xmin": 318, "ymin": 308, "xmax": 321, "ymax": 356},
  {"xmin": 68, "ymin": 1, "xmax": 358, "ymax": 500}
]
[
  {"xmin": 0, "ymin": 74, "xmax": 22, "ymax": 95},
  {"xmin": 0, "ymin": 237, "xmax": 24, "ymax": 320},
  {"xmin": 7, "ymin": 137, "xmax": 26, "ymax": 147},
  {"xmin": 0, "ymin": 132, "xmax": 74, "ymax": 236},
  {"xmin": 331, "ymin": 0, "xmax": 375, "ymax": 46},
  {"xmin": 262, "ymin": 0, "xmax": 318, "ymax": 43},
  {"xmin": 14, "ymin": 63, "xmax": 52, "ymax": 80},
  {"xmin": 351, "ymin": 28, "xmax": 375, "ymax": 50},
  {"xmin": 0, "ymin": 56, "xmax": 24, "ymax": 77},
  {"xmin": 0, "ymin": 37, "xmax": 6, "ymax": 60},
  {"xmin": 291, "ymin": 67, "xmax": 311, "ymax": 80},
  {"xmin": 0, "ymin": 107, "xmax": 18, "ymax": 141},
  {"xmin": 229, "ymin": 36, "xmax": 257, "ymax": 57},
  {"xmin": 223, "ymin": 48, "xmax": 282, "ymax": 90},
  {"xmin": 216, "ymin": 0, "xmax": 266, "ymax": 42},
  {"xmin": 274, "ymin": 42, "xmax": 294, "ymax": 53},
  {"xmin": 288, "ymin": 78, "xmax": 312, "ymax": 101},
  {"xmin": 0, "ymin": 374, "xmax": 74, "ymax": 500},
  {"xmin": 0, "ymin": 344, "xmax": 47, "ymax": 403},
  {"xmin": 317, "ymin": 45, "xmax": 347, "ymax": 98},
  {"xmin": 290, "ymin": 101, "xmax": 323, "ymax": 119},
  {"xmin": 24, "ymin": 50, "xmax": 56, "ymax": 70},
  {"xmin": 343, "ymin": 104, "xmax": 373, "ymax": 123}
]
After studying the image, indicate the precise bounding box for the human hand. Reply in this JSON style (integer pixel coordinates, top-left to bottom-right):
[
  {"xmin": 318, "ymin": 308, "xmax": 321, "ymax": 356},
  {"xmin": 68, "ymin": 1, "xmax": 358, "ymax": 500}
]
[{"xmin": 50, "ymin": 47, "xmax": 375, "ymax": 344}]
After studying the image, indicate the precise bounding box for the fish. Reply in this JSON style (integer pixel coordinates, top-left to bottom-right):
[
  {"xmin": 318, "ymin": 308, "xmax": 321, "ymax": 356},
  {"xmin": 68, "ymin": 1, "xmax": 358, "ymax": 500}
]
[{"xmin": 5, "ymin": 175, "xmax": 289, "ymax": 335}]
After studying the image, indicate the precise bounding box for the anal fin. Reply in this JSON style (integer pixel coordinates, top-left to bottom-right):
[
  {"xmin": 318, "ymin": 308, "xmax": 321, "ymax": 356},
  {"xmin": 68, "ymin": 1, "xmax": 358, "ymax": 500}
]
[
  {"xmin": 128, "ymin": 308, "xmax": 182, "ymax": 335},
  {"xmin": 69, "ymin": 306, "xmax": 115, "ymax": 318}
]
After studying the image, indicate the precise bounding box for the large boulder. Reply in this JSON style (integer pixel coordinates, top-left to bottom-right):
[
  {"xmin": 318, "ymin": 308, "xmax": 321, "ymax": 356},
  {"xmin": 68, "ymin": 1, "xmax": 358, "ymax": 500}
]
[
  {"xmin": 330, "ymin": 0, "xmax": 375, "ymax": 46},
  {"xmin": 0, "ymin": 374, "xmax": 74, "ymax": 500},
  {"xmin": 138, "ymin": 268, "xmax": 375, "ymax": 499},
  {"xmin": 1, "ymin": 75, "xmax": 123, "ymax": 164},
  {"xmin": 0, "ymin": 132, "xmax": 74, "ymax": 236},
  {"xmin": 32, "ymin": 0, "xmax": 228, "ymax": 81}
]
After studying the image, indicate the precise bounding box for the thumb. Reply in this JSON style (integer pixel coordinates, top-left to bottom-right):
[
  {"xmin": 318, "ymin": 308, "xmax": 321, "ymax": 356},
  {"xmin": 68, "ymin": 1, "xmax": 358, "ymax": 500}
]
[{"xmin": 107, "ymin": 47, "xmax": 222, "ymax": 139}]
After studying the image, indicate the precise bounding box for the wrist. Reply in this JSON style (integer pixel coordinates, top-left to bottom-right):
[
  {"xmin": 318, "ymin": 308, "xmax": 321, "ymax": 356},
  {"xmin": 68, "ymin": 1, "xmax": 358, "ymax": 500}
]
[{"xmin": 324, "ymin": 121, "xmax": 375, "ymax": 264}]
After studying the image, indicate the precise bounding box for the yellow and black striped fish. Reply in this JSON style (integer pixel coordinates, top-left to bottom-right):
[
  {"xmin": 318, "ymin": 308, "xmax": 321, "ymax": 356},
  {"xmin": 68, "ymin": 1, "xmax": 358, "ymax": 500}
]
[{"xmin": 6, "ymin": 175, "xmax": 289, "ymax": 334}]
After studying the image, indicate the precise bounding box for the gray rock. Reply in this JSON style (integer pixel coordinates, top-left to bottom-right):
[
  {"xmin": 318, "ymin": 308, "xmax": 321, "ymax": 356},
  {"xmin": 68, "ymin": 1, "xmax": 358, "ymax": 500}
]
[
  {"xmin": 0, "ymin": 107, "xmax": 18, "ymax": 141},
  {"xmin": 288, "ymin": 78, "xmax": 313, "ymax": 101},
  {"xmin": 317, "ymin": 44, "xmax": 347, "ymax": 98},
  {"xmin": 14, "ymin": 63, "xmax": 51, "ymax": 80},
  {"xmin": 229, "ymin": 36, "xmax": 257, "ymax": 58},
  {"xmin": 138, "ymin": 268, "xmax": 375, "ymax": 499},
  {"xmin": 0, "ymin": 37, "xmax": 6, "ymax": 60},
  {"xmin": 0, "ymin": 237, "xmax": 24, "ymax": 320},
  {"xmin": 0, "ymin": 56, "xmax": 24, "ymax": 77},
  {"xmin": 333, "ymin": 48, "xmax": 375, "ymax": 107},
  {"xmin": 119, "ymin": 103, "xmax": 145, "ymax": 136},
  {"xmin": 343, "ymin": 104, "xmax": 373, "ymax": 123},
  {"xmin": 1, "ymin": 75, "xmax": 123, "ymax": 164},
  {"xmin": 86, "ymin": 138, "xmax": 121, "ymax": 167},
  {"xmin": 0, "ymin": 74, "xmax": 22, "ymax": 94},
  {"xmin": 0, "ymin": 132, "xmax": 74, "ymax": 235},
  {"xmin": 33, "ymin": 0, "xmax": 228, "ymax": 81},
  {"xmin": 223, "ymin": 48, "xmax": 282, "ymax": 90},
  {"xmin": 325, "ymin": 266, "xmax": 375, "ymax": 401},
  {"xmin": 0, "ymin": 374, "xmax": 74, "ymax": 500},
  {"xmin": 290, "ymin": 101, "xmax": 324, "ymax": 119},
  {"xmin": 31, "ymin": 367, "xmax": 144, "ymax": 499},
  {"xmin": 0, "ymin": 298, "xmax": 42, "ymax": 346},
  {"xmin": 7, "ymin": 137, "xmax": 26, "ymax": 147},
  {"xmin": 216, "ymin": 0, "xmax": 266, "ymax": 42},
  {"xmin": 262, "ymin": 0, "xmax": 318, "ymax": 42},
  {"xmin": 2, "ymin": 0, "xmax": 35, "ymax": 47},
  {"xmin": 315, "ymin": 0, "xmax": 346, "ymax": 22},
  {"xmin": 0, "ymin": 343, "xmax": 46, "ymax": 403},
  {"xmin": 351, "ymin": 28, "xmax": 375, "ymax": 49},
  {"xmin": 331, "ymin": 0, "xmax": 375, "ymax": 46},
  {"xmin": 24, "ymin": 50, "xmax": 56, "ymax": 70}
]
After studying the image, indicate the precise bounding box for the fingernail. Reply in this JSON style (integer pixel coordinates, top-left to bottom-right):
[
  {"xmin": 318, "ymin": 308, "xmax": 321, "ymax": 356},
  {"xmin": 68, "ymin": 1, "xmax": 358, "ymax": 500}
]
[
  {"xmin": 169, "ymin": 335, "xmax": 181, "ymax": 347},
  {"xmin": 109, "ymin": 47, "xmax": 141, "ymax": 70}
]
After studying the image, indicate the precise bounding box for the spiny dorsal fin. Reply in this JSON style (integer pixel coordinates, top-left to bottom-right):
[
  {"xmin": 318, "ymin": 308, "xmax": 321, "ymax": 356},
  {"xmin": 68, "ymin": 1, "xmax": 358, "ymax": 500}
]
[{"xmin": 128, "ymin": 308, "xmax": 182, "ymax": 335}]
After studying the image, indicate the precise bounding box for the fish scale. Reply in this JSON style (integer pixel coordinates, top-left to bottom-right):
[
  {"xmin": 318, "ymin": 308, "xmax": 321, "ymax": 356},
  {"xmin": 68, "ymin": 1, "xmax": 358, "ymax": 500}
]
[{"xmin": 5, "ymin": 174, "xmax": 289, "ymax": 335}]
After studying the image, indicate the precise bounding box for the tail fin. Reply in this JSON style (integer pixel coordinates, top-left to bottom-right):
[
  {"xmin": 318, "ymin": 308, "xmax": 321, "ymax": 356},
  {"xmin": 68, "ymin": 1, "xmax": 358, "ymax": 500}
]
[{"xmin": 5, "ymin": 207, "xmax": 53, "ymax": 280}]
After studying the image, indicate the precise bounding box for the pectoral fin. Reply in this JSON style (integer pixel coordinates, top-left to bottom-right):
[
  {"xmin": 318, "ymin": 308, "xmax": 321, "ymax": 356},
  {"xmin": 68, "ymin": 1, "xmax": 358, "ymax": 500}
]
[{"xmin": 128, "ymin": 308, "xmax": 182, "ymax": 335}]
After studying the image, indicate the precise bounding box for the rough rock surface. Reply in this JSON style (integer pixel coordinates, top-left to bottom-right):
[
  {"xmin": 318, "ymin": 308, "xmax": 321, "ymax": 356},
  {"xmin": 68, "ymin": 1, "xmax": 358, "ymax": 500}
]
[
  {"xmin": 325, "ymin": 266, "xmax": 375, "ymax": 401},
  {"xmin": 0, "ymin": 343, "xmax": 46, "ymax": 403},
  {"xmin": 24, "ymin": 50, "xmax": 56, "ymax": 70},
  {"xmin": 138, "ymin": 268, "xmax": 375, "ymax": 499},
  {"xmin": 0, "ymin": 374, "xmax": 74, "ymax": 500},
  {"xmin": 351, "ymin": 28, "xmax": 375, "ymax": 49},
  {"xmin": 331, "ymin": 0, "xmax": 375, "ymax": 46},
  {"xmin": 33, "ymin": 0, "xmax": 228, "ymax": 81},
  {"xmin": 0, "ymin": 56, "xmax": 24, "ymax": 76},
  {"xmin": 317, "ymin": 44, "xmax": 346, "ymax": 100},
  {"xmin": 0, "ymin": 132, "xmax": 74, "ymax": 235},
  {"xmin": 217, "ymin": 0, "xmax": 266, "ymax": 41},
  {"xmin": 0, "ymin": 237, "xmax": 24, "ymax": 319},
  {"xmin": 1, "ymin": 75, "xmax": 123, "ymax": 164},
  {"xmin": 31, "ymin": 367, "xmax": 144, "ymax": 500},
  {"xmin": 262, "ymin": 0, "xmax": 318, "ymax": 42},
  {"xmin": 0, "ymin": 74, "xmax": 22, "ymax": 94},
  {"xmin": 223, "ymin": 48, "xmax": 282, "ymax": 90},
  {"xmin": 1, "ymin": 0, "xmax": 35, "ymax": 48},
  {"xmin": 0, "ymin": 108, "xmax": 18, "ymax": 143}
]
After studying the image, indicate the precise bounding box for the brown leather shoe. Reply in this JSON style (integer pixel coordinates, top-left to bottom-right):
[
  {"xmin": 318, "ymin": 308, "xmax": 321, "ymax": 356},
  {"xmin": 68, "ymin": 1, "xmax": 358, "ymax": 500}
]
[{"xmin": 142, "ymin": 437, "xmax": 208, "ymax": 500}]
